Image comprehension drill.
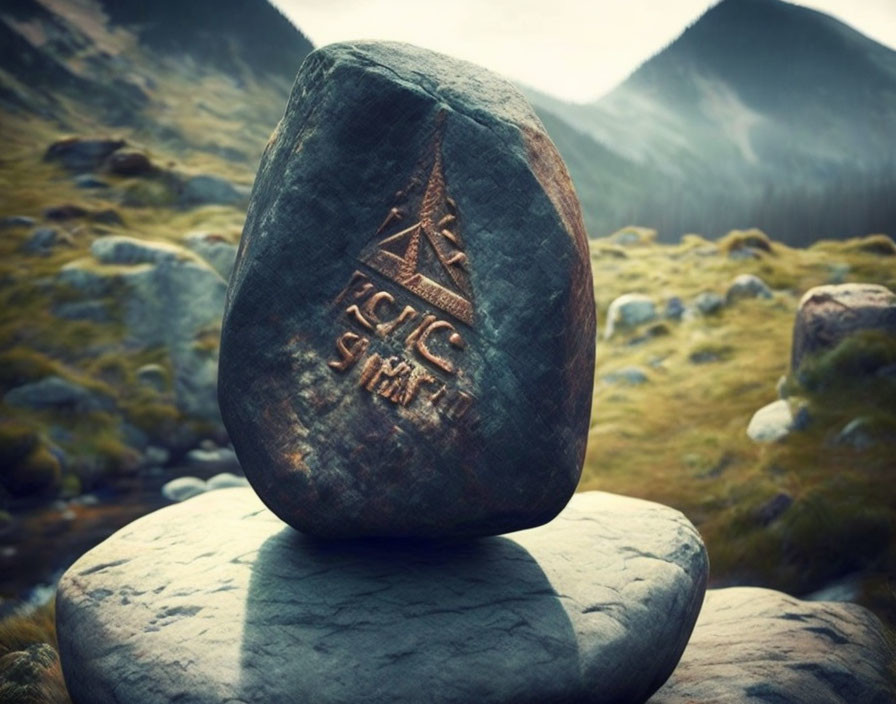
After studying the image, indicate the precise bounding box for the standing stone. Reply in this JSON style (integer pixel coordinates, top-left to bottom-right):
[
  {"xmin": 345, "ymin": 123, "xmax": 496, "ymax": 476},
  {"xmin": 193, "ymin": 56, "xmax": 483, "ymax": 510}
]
[
  {"xmin": 57, "ymin": 488, "xmax": 708, "ymax": 704},
  {"xmin": 219, "ymin": 42, "xmax": 595, "ymax": 538},
  {"xmin": 791, "ymin": 283, "xmax": 896, "ymax": 371}
]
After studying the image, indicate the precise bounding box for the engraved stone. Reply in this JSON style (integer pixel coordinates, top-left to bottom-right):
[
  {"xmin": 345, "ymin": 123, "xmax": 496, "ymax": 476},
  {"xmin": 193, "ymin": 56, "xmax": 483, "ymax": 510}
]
[{"xmin": 219, "ymin": 42, "xmax": 595, "ymax": 538}]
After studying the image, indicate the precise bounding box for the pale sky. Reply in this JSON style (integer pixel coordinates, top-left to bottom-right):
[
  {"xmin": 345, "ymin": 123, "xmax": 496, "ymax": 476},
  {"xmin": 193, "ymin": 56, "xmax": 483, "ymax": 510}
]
[{"xmin": 271, "ymin": 0, "xmax": 896, "ymax": 103}]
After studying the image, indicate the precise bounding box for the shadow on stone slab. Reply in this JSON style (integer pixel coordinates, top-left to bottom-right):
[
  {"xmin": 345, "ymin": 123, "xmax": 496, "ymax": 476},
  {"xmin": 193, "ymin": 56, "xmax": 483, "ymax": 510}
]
[
  {"xmin": 240, "ymin": 529, "xmax": 580, "ymax": 703},
  {"xmin": 56, "ymin": 489, "xmax": 706, "ymax": 704}
]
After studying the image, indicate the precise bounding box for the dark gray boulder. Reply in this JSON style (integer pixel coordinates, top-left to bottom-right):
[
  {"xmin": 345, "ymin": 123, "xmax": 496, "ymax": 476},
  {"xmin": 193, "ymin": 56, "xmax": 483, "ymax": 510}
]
[
  {"xmin": 0, "ymin": 215, "xmax": 36, "ymax": 228},
  {"xmin": 57, "ymin": 488, "xmax": 708, "ymax": 704},
  {"xmin": 178, "ymin": 174, "xmax": 249, "ymax": 206},
  {"xmin": 3, "ymin": 376, "xmax": 112, "ymax": 412},
  {"xmin": 791, "ymin": 283, "xmax": 896, "ymax": 371},
  {"xmin": 22, "ymin": 227, "xmax": 59, "ymax": 255},
  {"xmin": 649, "ymin": 587, "xmax": 896, "ymax": 703},
  {"xmin": 184, "ymin": 231, "xmax": 238, "ymax": 279},
  {"xmin": 60, "ymin": 238, "xmax": 227, "ymax": 421},
  {"xmin": 44, "ymin": 136, "xmax": 126, "ymax": 172},
  {"xmin": 219, "ymin": 41, "xmax": 595, "ymax": 538}
]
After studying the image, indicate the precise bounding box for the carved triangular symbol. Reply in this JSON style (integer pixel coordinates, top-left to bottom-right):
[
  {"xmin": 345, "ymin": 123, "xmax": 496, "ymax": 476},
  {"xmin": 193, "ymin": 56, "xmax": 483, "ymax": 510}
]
[{"xmin": 360, "ymin": 122, "xmax": 474, "ymax": 326}]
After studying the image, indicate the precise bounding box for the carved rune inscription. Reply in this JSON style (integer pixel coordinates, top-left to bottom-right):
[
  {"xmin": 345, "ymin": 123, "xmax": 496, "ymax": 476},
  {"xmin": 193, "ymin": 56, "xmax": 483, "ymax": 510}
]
[{"xmin": 326, "ymin": 120, "xmax": 474, "ymax": 422}]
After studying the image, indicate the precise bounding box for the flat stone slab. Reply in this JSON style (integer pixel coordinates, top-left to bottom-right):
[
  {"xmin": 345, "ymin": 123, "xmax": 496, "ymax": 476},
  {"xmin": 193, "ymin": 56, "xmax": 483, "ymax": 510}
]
[
  {"xmin": 57, "ymin": 488, "xmax": 708, "ymax": 704},
  {"xmin": 649, "ymin": 587, "xmax": 896, "ymax": 703},
  {"xmin": 219, "ymin": 41, "xmax": 595, "ymax": 538}
]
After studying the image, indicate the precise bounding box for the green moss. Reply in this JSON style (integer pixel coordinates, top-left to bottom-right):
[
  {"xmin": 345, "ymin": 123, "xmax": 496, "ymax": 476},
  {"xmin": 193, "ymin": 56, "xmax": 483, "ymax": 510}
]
[
  {"xmin": 0, "ymin": 349, "xmax": 59, "ymax": 394},
  {"xmin": 124, "ymin": 397, "xmax": 181, "ymax": 440},
  {"xmin": 796, "ymin": 330, "xmax": 896, "ymax": 397},
  {"xmin": 0, "ymin": 602, "xmax": 58, "ymax": 656},
  {"xmin": 845, "ymin": 234, "xmax": 896, "ymax": 257},
  {"xmin": 718, "ymin": 228, "xmax": 774, "ymax": 255}
]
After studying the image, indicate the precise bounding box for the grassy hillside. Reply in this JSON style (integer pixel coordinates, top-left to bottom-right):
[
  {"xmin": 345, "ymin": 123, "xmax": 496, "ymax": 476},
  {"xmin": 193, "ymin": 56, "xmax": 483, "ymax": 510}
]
[{"xmin": 584, "ymin": 229, "xmax": 896, "ymax": 627}]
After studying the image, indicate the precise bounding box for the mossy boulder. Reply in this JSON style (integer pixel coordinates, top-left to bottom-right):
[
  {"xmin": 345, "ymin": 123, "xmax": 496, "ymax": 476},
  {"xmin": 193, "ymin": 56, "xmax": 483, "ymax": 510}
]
[{"xmin": 791, "ymin": 283, "xmax": 896, "ymax": 373}]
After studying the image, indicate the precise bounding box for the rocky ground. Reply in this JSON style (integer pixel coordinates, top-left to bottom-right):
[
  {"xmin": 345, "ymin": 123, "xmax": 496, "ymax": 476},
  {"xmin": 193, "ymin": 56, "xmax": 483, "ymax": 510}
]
[
  {"xmin": 0, "ymin": 3, "xmax": 895, "ymax": 696},
  {"xmin": 583, "ymin": 226, "xmax": 896, "ymax": 633}
]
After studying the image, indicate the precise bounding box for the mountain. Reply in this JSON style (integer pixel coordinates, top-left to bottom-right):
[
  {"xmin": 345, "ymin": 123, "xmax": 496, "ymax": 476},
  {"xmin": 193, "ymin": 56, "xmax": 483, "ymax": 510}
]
[
  {"xmin": 0, "ymin": 0, "xmax": 312, "ymax": 166},
  {"xmin": 526, "ymin": 0, "xmax": 896, "ymax": 243}
]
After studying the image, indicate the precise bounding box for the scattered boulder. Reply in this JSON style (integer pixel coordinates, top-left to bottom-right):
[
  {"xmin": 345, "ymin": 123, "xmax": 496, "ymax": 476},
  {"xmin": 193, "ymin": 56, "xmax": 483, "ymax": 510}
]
[
  {"xmin": 185, "ymin": 446, "xmax": 240, "ymax": 472},
  {"xmin": 141, "ymin": 445, "xmax": 170, "ymax": 468},
  {"xmin": 649, "ymin": 587, "xmax": 895, "ymax": 704},
  {"xmin": 791, "ymin": 283, "xmax": 896, "ymax": 371},
  {"xmin": 805, "ymin": 574, "xmax": 864, "ymax": 603},
  {"xmin": 43, "ymin": 204, "xmax": 88, "ymax": 221},
  {"xmin": 91, "ymin": 208, "xmax": 125, "ymax": 226},
  {"xmin": 57, "ymin": 489, "xmax": 708, "ymax": 704},
  {"xmin": 184, "ymin": 231, "xmax": 238, "ymax": 279},
  {"xmin": 44, "ymin": 136, "xmax": 126, "ymax": 172},
  {"xmin": 602, "ymin": 366, "xmax": 649, "ymax": 386},
  {"xmin": 605, "ymin": 293, "xmax": 657, "ymax": 338},
  {"xmin": 59, "ymin": 239, "xmax": 227, "ymax": 421},
  {"xmin": 177, "ymin": 174, "xmax": 249, "ymax": 207},
  {"xmin": 219, "ymin": 42, "xmax": 595, "ymax": 539},
  {"xmin": 663, "ymin": 296, "xmax": 685, "ymax": 320},
  {"xmin": 135, "ymin": 364, "xmax": 168, "ymax": 392},
  {"xmin": 104, "ymin": 150, "xmax": 155, "ymax": 176},
  {"xmin": 832, "ymin": 416, "xmax": 896, "ymax": 450},
  {"xmin": 0, "ymin": 215, "xmax": 36, "ymax": 228},
  {"xmin": 119, "ymin": 259, "xmax": 226, "ymax": 420},
  {"xmin": 746, "ymin": 399, "xmax": 810, "ymax": 443},
  {"xmin": 693, "ymin": 291, "xmax": 725, "ymax": 315},
  {"xmin": 90, "ymin": 235, "xmax": 186, "ymax": 265},
  {"xmin": 688, "ymin": 344, "xmax": 733, "ymax": 364},
  {"xmin": 73, "ymin": 174, "xmax": 109, "ymax": 189},
  {"xmin": 22, "ymin": 227, "xmax": 59, "ymax": 255},
  {"xmin": 160, "ymin": 476, "xmax": 206, "ymax": 502},
  {"xmin": 3, "ymin": 376, "xmax": 112, "ymax": 412},
  {"xmin": 607, "ymin": 226, "xmax": 656, "ymax": 247},
  {"xmin": 53, "ymin": 300, "xmax": 111, "ymax": 323},
  {"xmin": 725, "ymin": 273, "xmax": 772, "ymax": 303},
  {"xmin": 205, "ymin": 472, "xmax": 248, "ymax": 490}
]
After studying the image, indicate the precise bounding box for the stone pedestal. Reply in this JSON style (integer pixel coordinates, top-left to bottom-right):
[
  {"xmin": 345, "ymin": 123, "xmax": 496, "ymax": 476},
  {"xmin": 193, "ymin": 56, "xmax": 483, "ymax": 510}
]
[{"xmin": 57, "ymin": 488, "xmax": 708, "ymax": 704}]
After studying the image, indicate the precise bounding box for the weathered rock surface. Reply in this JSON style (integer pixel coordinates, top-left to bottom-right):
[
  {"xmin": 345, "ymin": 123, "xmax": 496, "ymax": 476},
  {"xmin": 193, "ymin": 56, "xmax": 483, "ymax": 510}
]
[
  {"xmin": 726, "ymin": 273, "xmax": 773, "ymax": 303},
  {"xmin": 160, "ymin": 476, "xmax": 206, "ymax": 502},
  {"xmin": 22, "ymin": 227, "xmax": 60, "ymax": 255},
  {"xmin": 3, "ymin": 376, "xmax": 112, "ymax": 412},
  {"xmin": 59, "ymin": 238, "xmax": 227, "ymax": 421},
  {"xmin": 649, "ymin": 587, "xmax": 896, "ymax": 704},
  {"xmin": 604, "ymin": 293, "xmax": 656, "ymax": 338},
  {"xmin": 44, "ymin": 136, "xmax": 126, "ymax": 172},
  {"xmin": 791, "ymin": 283, "xmax": 896, "ymax": 371},
  {"xmin": 57, "ymin": 489, "xmax": 708, "ymax": 704},
  {"xmin": 693, "ymin": 290, "xmax": 725, "ymax": 315},
  {"xmin": 184, "ymin": 231, "xmax": 238, "ymax": 279},
  {"xmin": 219, "ymin": 42, "xmax": 595, "ymax": 538},
  {"xmin": 90, "ymin": 234, "xmax": 188, "ymax": 265},
  {"xmin": 746, "ymin": 399, "xmax": 809, "ymax": 442},
  {"xmin": 602, "ymin": 365, "xmax": 649, "ymax": 386},
  {"xmin": 104, "ymin": 149, "xmax": 154, "ymax": 176},
  {"xmin": 178, "ymin": 174, "xmax": 249, "ymax": 206}
]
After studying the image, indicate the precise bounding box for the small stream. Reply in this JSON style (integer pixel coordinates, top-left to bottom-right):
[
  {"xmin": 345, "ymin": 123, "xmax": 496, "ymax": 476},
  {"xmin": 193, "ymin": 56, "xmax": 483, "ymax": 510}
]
[{"xmin": 0, "ymin": 460, "xmax": 242, "ymax": 615}]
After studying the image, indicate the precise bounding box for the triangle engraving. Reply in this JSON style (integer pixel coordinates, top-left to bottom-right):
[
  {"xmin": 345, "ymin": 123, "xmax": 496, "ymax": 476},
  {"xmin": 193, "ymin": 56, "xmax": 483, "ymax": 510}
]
[{"xmin": 360, "ymin": 119, "xmax": 474, "ymax": 326}]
